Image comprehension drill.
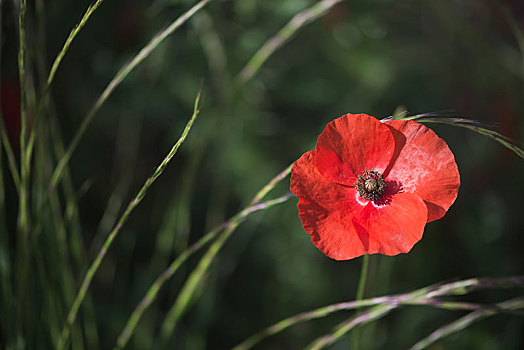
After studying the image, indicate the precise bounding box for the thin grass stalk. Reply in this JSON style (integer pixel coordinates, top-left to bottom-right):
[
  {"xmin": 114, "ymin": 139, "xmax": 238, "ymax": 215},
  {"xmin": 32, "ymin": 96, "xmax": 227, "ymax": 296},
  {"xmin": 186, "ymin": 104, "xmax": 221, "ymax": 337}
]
[
  {"xmin": 43, "ymin": 0, "xmax": 210, "ymax": 215},
  {"xmin": 236, "ymin": 0, "xmax": 343, "ymax": 84},
  {"xmin": 232, "ymin": 276, "xmax": 524, "ymax": 350},
  {"xmin": 307, "ymin": 304, "xmax": 395, "ymax": 350},
  {"xmin": 0, "ymin": 117, "xmax": 19, "ymax": 190},
  {"xmin": 410, "ymin": 298, "xmax": 524, "ymax": 350},
  {"xmin": 310, "ymin": 298, "xmax": 493, "ymax": 350},
  {"xmin": 17, "ymin": 0, "xmax": 29, "ymax": 234},
  {"xmin": 249, "ymin": 162, "xmax": 293, "ymax": 206},
  {"xmin": 27, "ymin": 0, "xmax": 106, "ymax": 166},
  {"xmin": 56, "ymin": 91, "xmax": 202, "ymax": 349},
  {"xmin": 115, "ymin": 196, "xmax": 294, "ymax": 348},
  {"xmin": 418, "ymin": 118, "xmax": 524, "ymax": 158},
  {"xmin": 393, "ymin": 114, "xmax": 524, "ymax": 159},
  {"xmin": 44, "ymin": 0, "xmax": 105, "ymax": 95},
  {"xmin": 15, "ymin": 0, "xmax": 31, "ymax": 342}
]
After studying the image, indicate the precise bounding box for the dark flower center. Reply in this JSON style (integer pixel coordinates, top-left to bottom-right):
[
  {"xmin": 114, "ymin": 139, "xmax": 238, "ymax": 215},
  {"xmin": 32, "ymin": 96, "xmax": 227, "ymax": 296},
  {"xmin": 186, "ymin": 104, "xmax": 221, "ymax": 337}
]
[{"xmin": 355, "ymin": 170, "xmax": 386, "ymax": 201}]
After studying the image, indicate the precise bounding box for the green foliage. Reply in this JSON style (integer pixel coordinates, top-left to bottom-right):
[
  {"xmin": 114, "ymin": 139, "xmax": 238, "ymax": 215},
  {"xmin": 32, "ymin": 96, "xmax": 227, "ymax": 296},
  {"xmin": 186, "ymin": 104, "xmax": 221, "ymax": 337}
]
[{"xmin": 1, "ymin": 0, "xmax": 523, "ymax": 349}]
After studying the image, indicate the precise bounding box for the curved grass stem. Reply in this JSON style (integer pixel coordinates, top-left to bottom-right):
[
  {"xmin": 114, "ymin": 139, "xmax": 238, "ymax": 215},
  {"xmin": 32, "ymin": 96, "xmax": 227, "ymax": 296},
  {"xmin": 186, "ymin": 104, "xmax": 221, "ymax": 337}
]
[
  {"xmin": 410, "ymin": 297, "xmax": 524, "ymax": 350},
  {"xmin": 232, "ymin": 276, "xmax": 524, "ymax": 350}
]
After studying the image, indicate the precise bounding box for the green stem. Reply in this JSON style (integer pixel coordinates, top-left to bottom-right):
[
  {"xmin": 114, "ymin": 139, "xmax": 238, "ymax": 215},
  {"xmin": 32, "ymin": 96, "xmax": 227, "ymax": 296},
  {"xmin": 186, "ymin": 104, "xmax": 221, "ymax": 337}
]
[
  {"xmin": 352, "ymin": 254, "xmax": 370, "ymax": 350},
  {"xmin": 56, "ymin": 91, "xmax": 202, "ymax": 350},
  {"xmin": 355, "ymin": 255, "xmax": 370, "ymax": 301}
]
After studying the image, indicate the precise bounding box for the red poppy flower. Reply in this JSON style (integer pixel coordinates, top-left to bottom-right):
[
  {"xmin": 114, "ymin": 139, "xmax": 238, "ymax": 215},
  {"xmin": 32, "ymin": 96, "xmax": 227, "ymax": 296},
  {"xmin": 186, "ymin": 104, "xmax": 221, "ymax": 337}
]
[{"xmin": 290, "ymin": 113, "xmax": 460, "ymax": 260}]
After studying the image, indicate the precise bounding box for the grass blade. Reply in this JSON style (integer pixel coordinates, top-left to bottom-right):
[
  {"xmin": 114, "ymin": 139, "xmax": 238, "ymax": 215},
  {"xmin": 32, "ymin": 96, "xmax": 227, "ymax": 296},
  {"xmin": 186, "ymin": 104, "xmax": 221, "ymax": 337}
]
[
  {"xmin": 56, "ymin": 90, "xmax": 202, "ymax": 350},
  {"xmin": 410, "ymin": 298, "xmax": 524, "ymax": 350},
  {"xmin": 236, "ymin": 0, "xmax": 344, "ymax": 84}
]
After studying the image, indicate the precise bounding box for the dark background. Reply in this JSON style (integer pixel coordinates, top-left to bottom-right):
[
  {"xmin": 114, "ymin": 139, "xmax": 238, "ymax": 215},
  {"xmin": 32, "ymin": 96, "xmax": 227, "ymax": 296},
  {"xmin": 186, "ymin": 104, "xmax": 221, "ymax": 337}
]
[{"xmin": 1, "ymin": 0, "xmax": 523, "ymax": 348}]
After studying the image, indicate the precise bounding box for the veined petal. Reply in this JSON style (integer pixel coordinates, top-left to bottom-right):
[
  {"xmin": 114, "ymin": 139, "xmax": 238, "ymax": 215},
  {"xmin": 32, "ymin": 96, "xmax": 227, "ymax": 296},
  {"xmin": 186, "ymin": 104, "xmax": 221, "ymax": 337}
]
[
  {"xmin": 352, "ymin": 192, "xmax": 427, "ymax": 256},
  {"xmin": 291, "ymin": 150, "xmax": 354, "ymax": 211},
  {"xmin": 298, "ymin": 191, "xmax": 427, "ymax": 260},
  {"xmin": 384, "ymin": 120, "xmax": 460, "ymax": 222},
  {"xmin": 297, "ymin": 194, "xmax": 364, "ymax": 260},
  {"xmin": 315, "ymin": 114, "xmax": 395, "ymax": 185}
]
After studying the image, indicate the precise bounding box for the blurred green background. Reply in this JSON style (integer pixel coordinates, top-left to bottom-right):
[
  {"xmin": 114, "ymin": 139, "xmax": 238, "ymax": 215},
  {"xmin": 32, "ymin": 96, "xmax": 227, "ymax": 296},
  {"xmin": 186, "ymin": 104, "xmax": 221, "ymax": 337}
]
[{"xmin": 1, "ymin": 0, "xmax": 523, "ymax": 349}]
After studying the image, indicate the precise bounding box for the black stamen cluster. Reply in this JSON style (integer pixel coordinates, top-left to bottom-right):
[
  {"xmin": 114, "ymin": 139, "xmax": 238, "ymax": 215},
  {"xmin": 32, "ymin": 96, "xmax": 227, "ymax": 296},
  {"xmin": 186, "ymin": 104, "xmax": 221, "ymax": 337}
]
[{"xmin": 354, "ymin": 170, "xmax": 386, "ymax": 201}]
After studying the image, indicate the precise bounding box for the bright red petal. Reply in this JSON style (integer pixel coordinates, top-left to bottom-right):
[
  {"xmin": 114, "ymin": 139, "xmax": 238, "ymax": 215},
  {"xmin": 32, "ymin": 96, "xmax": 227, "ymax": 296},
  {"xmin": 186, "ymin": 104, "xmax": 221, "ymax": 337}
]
[
  {"xmin": 384, "ymin": 120, "xmax": 460, "ymax": 222},
  {"xmin": 315, "ymin": 114, "xmax": 395, "ymax": 185},
  {"xmin": 291, "ymin": 150, "xmax": 354, "ymax": 211},
  {"xmin": 297, "ymin": 191, "xmax": 427, "ymax": 260},
  {"xmin": 297, "ymin": 196, "xmax": 364, "ymax": 260},
  {"xmin": 352, "ymin": 192, "xmax": 427, "ymax": 256}
]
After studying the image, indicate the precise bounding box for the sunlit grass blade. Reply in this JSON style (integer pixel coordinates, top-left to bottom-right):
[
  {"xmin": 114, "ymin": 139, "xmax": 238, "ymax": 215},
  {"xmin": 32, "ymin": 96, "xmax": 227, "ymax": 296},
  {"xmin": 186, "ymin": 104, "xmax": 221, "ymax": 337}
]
[
  {"xmin": 26, "ymin": 0, "xmax": 107, "ymax": 198},
  {"xmin": 115, "ymin": 165, "xmax": 294, "ymax": 349},
  {"xmin": 232, "ymin": 276, "xmax": 524, "ymax": 350},
  {"xmin": 44, "ymin": 0, "xmax": 211, "ymax": 215},
  {"xmin": 43, "ymin": 0, "xmax": 105, "ymax": 97},
  {"xmin": 410, "ymin": 298, "xmax": 524, "ymax": 350},
  {"xmin": 236, "ymin": 0, "xmax": 343, "ymax": 84},
  {"xmin": 307, "ymin": 305, "xmax": 395, "ymax": 350},
  {"xmin": 56, "ymin": 90, "xmax": 202, "ymax": 350}
]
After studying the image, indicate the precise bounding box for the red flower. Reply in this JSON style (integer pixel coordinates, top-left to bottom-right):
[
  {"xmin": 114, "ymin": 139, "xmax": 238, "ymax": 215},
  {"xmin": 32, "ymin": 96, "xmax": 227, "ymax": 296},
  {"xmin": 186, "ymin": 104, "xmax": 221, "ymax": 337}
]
[{"xmin": 290, "ymin": 114, "xmax": 460, "ymax": 260}]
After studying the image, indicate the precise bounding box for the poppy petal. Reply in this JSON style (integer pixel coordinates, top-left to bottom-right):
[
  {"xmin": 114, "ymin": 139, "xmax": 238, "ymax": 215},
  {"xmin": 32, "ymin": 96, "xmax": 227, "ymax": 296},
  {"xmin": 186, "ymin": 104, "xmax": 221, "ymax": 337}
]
[
  {"xmin": 291, "ymin": 150, "xmax": 354, "ymax": 211},
  {"xmin": 315, "ymin": 114, "xmax": 395, "ymax": 185},
  {"xmin": 297, "ymin": 191, "xmax": 427, "ymax": 260},
  {"xmin": 297, "ymin": 193, "xmax": 364, "ymax": 260},
  {"xmin": 384, "ymin": 120, "xmax": 460, "ymax": 222},
  {"xmin": 352, "ymin": 192, "xmax": 427, "ymax": 256}
]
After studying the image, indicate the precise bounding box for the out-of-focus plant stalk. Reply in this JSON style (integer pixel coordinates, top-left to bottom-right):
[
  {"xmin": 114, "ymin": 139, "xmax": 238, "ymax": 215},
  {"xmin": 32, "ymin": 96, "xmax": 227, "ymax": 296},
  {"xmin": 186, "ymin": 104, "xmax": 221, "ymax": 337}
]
[
  {"xmin": 236, "ymin": 0, "xmax": 344, "ymax": 84},
  {"xmin": 56, "ymin": 91, "xmax": 202, "ymax": 350},
  {"xmin": 0, "ymin": 118, "xmax": 20, "ymax": 190},
  {"xmin": 17, "ymin": 0, "xmax": 28, "ymax": 236}
]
